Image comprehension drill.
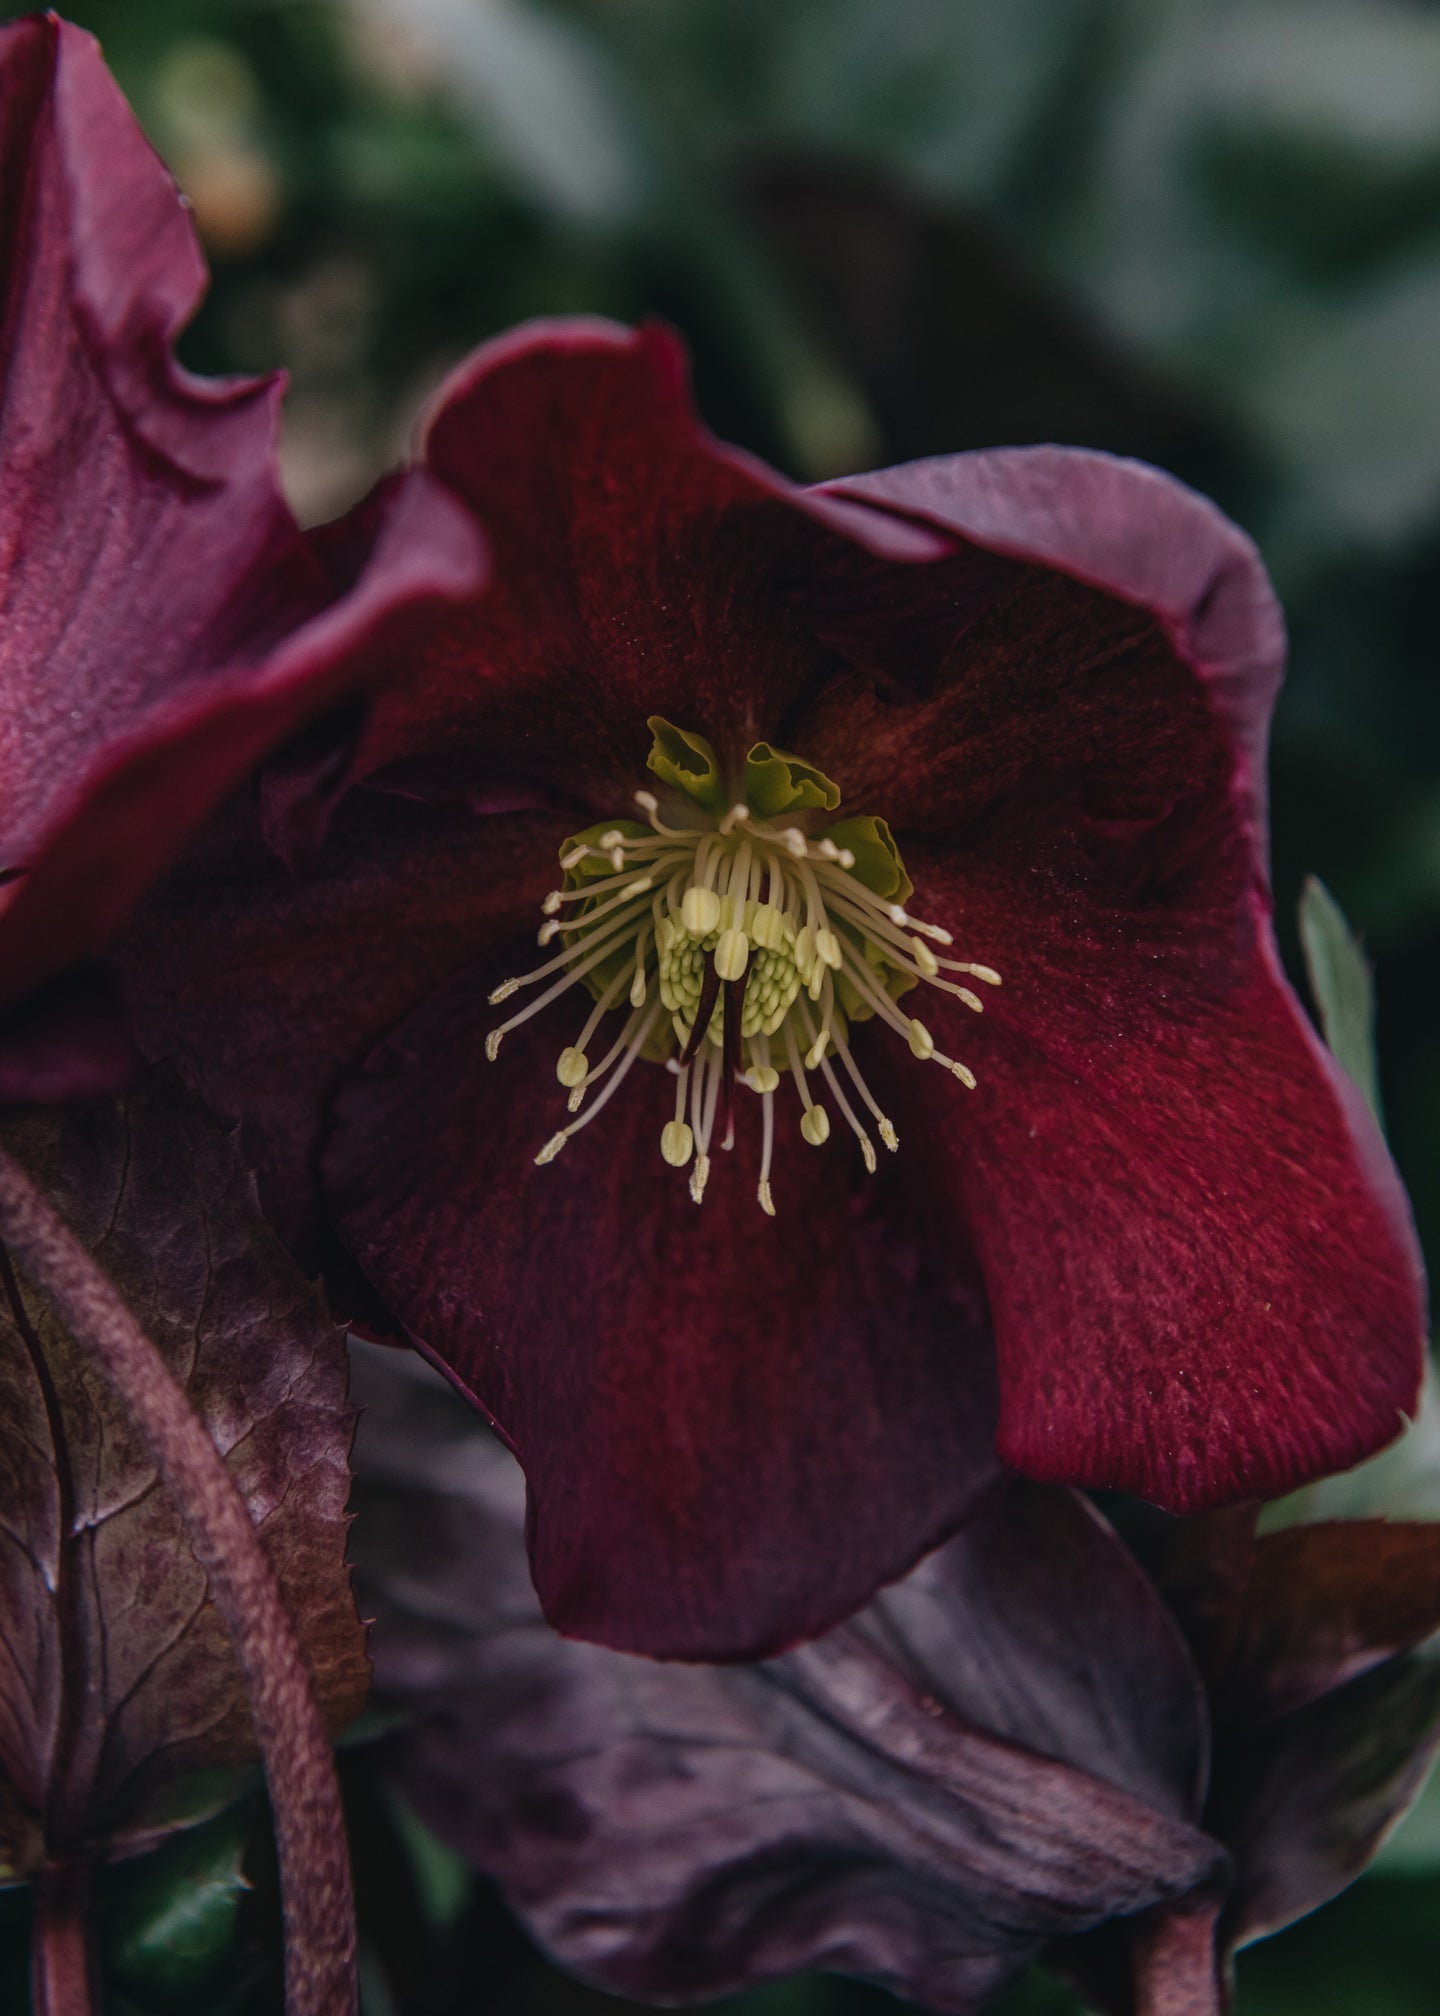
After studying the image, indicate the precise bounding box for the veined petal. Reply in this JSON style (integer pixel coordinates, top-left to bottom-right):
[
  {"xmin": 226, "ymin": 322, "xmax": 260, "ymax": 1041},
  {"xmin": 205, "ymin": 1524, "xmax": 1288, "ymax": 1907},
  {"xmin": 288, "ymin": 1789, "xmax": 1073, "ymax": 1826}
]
[
  {"xmin": 343, "ymin": 318, "xmax": 943, "ymax": 811},
  {"xmin": 894, "ymin": 830, "xmax": 1423, "ymax": 1511},
  {"xmin": 324, "ymin": 961, "xmax": 1003, "ymax": 1660}
]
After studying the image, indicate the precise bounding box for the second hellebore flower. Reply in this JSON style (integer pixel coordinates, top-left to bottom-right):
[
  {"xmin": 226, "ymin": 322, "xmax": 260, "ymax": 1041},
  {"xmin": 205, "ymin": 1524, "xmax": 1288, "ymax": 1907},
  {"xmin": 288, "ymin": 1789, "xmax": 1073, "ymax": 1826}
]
[
  {"xmin": 0, "ymin": 13, "xmax": 482, "ymax": 1098},
  {"xmin": 120, "ymin": 322, "xmax": 1426, "ymax": 1659}
]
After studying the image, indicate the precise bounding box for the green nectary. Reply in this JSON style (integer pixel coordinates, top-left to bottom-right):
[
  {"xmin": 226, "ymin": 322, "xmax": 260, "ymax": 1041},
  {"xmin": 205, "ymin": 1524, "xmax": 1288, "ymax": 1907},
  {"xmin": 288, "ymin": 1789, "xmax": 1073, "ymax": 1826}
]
[{"xmin": 485, "ymin": 717, "xmax": 999, "ymax": 1214}]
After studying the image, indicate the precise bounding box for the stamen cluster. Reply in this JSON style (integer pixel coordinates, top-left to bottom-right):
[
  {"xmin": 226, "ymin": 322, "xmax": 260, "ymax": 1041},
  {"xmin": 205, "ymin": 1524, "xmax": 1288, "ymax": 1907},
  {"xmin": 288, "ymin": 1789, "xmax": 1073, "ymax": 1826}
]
[{"xmin": 486, "ymin": 746, "xmax": 999, "ymax": 1214}]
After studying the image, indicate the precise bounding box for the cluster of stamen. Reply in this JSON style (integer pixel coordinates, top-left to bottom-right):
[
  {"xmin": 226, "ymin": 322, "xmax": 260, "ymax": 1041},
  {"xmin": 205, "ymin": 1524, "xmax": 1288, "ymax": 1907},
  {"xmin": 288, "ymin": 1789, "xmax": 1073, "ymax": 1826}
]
[{"xmin": 486, "ymin": 761, "xmax": 999, "ymax": 1215}]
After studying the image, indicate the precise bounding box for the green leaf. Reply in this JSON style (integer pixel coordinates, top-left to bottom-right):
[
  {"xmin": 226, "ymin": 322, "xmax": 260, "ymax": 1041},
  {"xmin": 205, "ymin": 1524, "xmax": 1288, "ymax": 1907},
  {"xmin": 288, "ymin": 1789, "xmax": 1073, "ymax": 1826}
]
[
  {"xmin": 646, "ymin": 716, "xmax": 728, "ymax": 812},
  {"xmin": 1298, "ymin": 875, "xmax": 1383, "ymax": 1126},
  {"xmin": 384, "ymin": 1787, "xmax": 471, "ymax": 1929},
  {"xmin": 100, "ymin": 1797, "xmax": 253, "ymax": 2009},
  {"xmin": 742, "ymin": 741, "xmax": 841, "ymax": 817}
]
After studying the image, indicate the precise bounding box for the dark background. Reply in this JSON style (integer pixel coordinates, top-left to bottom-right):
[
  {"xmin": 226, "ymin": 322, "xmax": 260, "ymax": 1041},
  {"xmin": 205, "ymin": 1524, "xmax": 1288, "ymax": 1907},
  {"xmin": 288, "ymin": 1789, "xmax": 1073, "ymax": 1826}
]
[{"xmin": 27, "ymin": 2, "xmax": 1440, "ymax": 2009}]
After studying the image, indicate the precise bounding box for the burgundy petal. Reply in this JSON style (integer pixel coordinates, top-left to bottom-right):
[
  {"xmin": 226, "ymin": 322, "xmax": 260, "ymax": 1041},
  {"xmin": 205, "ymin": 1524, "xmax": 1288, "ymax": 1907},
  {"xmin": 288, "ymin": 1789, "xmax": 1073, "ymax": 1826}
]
[
  {"xmin": 0, "ymin": 21, "xmax": 485, "ymax": 1014},
  {"xmin": 887, "ymin": 831, "xmax": 1423, "ymax": 1512},
  {"xmin": 788, "ymin": 446, "xmax": 1423, "ymax": 1510},
  {"xmin": 325, "ymin": 966, "xmax": 1004, "ymax": 1660},
  {"xmin": 117, "ymin": 790, "xmax": 569, "ymax": 1255},
  {"xmin": 347, "ymin": 318, "xmax": 942, "ymax": 811},
  {"xmin": 349, "ymin": 1346, "xmax": 1224, "ymax": 2013},
  {"xmin": 822, "ymin": 446, "xmax": 1282, "ymax": 845}
]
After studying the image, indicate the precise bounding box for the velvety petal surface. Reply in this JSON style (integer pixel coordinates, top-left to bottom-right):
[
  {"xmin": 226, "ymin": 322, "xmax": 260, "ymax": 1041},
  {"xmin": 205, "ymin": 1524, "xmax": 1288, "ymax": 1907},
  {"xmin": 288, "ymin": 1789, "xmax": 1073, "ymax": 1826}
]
[
  {"xmin": 879, "ymin": 835, "xmax": 1422, "ymax": 1511},
  {"xmin": 349, "ymin": 1343, "xmax": 1224, "ymax": 2013},
  {"xmin": 344, "ymin": 318, "xmax": 942, "ymax": 812},
  {"xmin": 325, "ymin": 964, "xmax": 1003, "ymax": 1659},
  {"xmin": 118, "ymin": 789, "xmax": 570, "ymax": 1256},
  {"xmin": 0, "ymin": 20, "xmax": 484, "ymax": 1029},
  {"xmin": 793, "ymin": 449, "xmax": 1424, "ymax": 1509}
]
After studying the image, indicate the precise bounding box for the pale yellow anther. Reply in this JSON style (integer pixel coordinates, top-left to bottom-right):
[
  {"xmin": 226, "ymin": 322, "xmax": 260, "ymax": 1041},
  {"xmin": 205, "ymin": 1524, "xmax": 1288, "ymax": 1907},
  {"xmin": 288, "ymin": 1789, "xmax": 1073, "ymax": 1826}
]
[
  {"xmin": 715, "ymin": 928, "xmax": 750, "ymax": 982},
  {"xmin": 661, "ymin": 1119, "xmax": 695, "ymax": 1167},
  {"xmin": 816, "ymin": 928, "xmax": 842, "ymax": 970},
  {"xmin": 488, "ymin": 980, "xmax": 519, "ymax": 1005},
  {"xmin": 502, "ymin": 735, "xmax": 994, "ymax": 1217},
  {"xmin": 800, "ymin": 1105, "xmax": 831, "ymax": 1146},
  {"xmin": 682, "ymin": 886, "xmax": 721, "ymax": 935}
]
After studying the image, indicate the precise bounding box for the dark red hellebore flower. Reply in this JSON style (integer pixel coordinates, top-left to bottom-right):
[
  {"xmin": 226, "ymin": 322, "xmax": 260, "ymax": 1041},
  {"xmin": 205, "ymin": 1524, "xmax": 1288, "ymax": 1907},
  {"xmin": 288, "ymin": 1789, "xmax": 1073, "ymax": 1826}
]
[
  {"xmin": 0, "ymin": 10, "xmax": 484, "ymax": 1101},
  {"xmin": 119, "ymin": 319, "xmax": 1426, "ymax": 1661},
  {"xmin": 348, "ymin": 1345, "xmax": 1440, "ymax": 2016}
]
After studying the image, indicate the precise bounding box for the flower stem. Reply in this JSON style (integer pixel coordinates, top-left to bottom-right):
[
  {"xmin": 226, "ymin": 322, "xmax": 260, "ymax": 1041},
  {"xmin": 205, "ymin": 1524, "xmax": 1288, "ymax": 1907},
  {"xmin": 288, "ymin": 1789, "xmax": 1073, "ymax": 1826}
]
[
  {"xmin": 1131, "ymin": 1897, "xmax": 1228, "ymax": 2016},
  {"xmin": 0, "ymin": 1147, "xmax": 357, "ymax": 2016},
  {"xmin": 31, "ymin": 1859, "xmax": 94, "ymax": 2016}
]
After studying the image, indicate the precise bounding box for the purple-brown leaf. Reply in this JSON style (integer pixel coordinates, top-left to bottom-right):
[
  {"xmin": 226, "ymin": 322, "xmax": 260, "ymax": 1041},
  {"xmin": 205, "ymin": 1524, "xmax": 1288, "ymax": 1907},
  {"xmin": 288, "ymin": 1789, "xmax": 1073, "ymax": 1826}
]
[
  {"xmin": 1211, "ymin": 1652, "xmax": 1440, "ymax": 1949},
  {"xmin": 0, "ymin": 1068, "xmax": 367, "ymax": 1874},
  {"xmin": 349, "ymin": 1345, "xmax": 1223, "ymax": 2016}
]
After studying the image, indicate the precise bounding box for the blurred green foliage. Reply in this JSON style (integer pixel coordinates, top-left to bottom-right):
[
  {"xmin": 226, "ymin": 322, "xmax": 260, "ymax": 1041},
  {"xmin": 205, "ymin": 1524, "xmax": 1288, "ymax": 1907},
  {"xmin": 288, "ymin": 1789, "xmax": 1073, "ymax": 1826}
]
[{"xmin": 22, "ymin": 0, "xmax": 1440, "ymax": 2008}]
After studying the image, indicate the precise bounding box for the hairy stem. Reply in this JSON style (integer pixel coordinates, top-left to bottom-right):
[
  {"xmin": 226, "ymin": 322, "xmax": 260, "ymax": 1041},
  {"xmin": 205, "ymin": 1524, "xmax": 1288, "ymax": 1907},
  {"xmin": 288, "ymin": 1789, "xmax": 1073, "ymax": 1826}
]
[
  {"xmin": 0, "ymin": 1147, "xmax": 356, "ymax": 2016},
  {"xmin": 1131, "ymin": 1896, "xmax": 1228, "ymax": 2016},
  {"xmin": 31, "ymin": 1858, "xmax": 94, "ymax": 2016}
]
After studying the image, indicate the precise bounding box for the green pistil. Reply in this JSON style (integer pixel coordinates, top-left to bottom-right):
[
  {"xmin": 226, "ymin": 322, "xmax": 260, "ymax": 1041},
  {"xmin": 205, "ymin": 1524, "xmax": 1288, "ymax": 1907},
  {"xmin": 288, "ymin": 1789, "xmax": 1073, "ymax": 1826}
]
[{"xmin": 484, "ymin": 719, "xmax": 1000, "ymax": 1213}]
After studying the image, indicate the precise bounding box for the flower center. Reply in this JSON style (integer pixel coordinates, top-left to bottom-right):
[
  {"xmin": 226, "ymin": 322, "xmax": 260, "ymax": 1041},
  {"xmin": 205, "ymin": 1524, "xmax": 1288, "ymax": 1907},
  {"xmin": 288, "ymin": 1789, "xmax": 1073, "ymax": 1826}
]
[{"xmin": 485, "ymin": 718, "xmax": 999, "ymax": 1214}]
